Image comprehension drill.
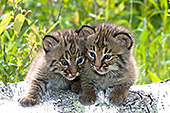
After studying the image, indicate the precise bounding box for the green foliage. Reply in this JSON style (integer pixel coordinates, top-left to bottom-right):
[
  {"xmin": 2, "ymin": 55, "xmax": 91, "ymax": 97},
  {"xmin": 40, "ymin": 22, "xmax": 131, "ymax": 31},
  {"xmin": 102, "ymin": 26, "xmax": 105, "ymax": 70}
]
[
  {"xmin": 133, "ymin": 0, "xmax": 170, "ymax": 84},
  {"xmin": 0, "ymin": 0, "xmax": 59, "ymax": 85},
  {"xmin": 0, "ymin": 0, "xmax": 170, "ymax": 85}
]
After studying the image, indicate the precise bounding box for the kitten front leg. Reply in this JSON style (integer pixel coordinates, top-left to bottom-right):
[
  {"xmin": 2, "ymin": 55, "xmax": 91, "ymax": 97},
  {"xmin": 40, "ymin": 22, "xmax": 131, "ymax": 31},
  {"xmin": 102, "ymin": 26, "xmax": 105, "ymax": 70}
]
[
  {"xmin": 18, "ymin": 81, "xmax": 42, "ymax": 107},
  {"xmin": 71, "ymin": 80, "xmax": 82, "ymax": 94},
  {"xmin": 109, "ymin": 82, "xmax": 132, "ymax": 106},
  {"xmin": 79, "ymin": 79, "xmax": 97, "ymax": 105}
]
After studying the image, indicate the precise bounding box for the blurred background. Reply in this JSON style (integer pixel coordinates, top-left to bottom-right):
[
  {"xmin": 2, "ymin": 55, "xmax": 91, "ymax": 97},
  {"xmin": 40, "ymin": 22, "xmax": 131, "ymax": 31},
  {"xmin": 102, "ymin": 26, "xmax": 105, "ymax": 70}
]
[{"xmin": 0, "ymin": 0, "xmax": 170, "ymax": 85}]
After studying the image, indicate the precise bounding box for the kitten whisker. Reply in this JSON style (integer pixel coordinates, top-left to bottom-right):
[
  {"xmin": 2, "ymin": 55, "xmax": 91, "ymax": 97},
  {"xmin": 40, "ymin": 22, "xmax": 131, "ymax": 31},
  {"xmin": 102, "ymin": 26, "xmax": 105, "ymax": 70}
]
[
  {"xmin": 85, "ymin": 65, "xmax": 93, "ymax": 73},
  {"xmin": 110, "ymin": 70, "xmax": 118, "ymax": 81}
]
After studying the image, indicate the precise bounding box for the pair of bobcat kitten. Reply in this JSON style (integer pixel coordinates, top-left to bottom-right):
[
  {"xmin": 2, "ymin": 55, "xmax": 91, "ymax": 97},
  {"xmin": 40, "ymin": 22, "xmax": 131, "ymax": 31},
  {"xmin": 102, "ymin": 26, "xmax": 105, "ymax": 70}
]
[{"xmin": 18, "ymin": 23, "xmax": 137, "ymax": 107}]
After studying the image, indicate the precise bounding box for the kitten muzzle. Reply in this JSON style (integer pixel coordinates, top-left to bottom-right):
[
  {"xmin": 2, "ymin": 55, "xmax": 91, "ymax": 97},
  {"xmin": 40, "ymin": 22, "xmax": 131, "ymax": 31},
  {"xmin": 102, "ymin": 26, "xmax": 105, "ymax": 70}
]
[
  {"xmin": 67, "ymin": 72, "xmax": 78, "ymax": 80},
  {"xmin": 95, "ymin": 66, "xmax": 100, "ymax": 70},
  {"xmin": 94, "ymin": 66, "xmax": 104, "ymax": 72},
  {"xmin": 71, "ymin": 72, "xmax": 77, "ymax": 77}
]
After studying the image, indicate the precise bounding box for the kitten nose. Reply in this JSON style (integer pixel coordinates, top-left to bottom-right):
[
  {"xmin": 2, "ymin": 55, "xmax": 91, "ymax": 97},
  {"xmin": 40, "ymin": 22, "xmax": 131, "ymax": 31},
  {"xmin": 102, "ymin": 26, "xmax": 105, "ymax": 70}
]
[
  {"xmin": 71, "ymin": 72, "xmax": 77, "ymax": 76},
  {"xmin": 95, "ymin": 66, "xmax": 100, "ymax": 70}
]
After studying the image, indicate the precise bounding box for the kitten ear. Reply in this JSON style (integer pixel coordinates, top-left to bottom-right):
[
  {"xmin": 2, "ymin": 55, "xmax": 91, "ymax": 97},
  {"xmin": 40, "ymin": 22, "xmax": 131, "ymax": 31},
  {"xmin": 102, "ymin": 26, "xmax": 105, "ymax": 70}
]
[
  {"xmin": 43, "ymin": 35, "xmax": 60, "ymax": 52},
  {"xmin": 75, "ymin": 25, "xmax": 95, "ymax": 38},
  {"xmin": 114, "ymin": 32, "xmax": 134, "ymax": 50}
]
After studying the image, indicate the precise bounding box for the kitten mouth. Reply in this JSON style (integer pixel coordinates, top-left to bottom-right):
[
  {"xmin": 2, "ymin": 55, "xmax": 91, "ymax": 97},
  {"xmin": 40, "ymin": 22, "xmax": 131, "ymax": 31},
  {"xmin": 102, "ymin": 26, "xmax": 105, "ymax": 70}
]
[
  {"xmin": 95, "ymin": 69, "xmax": 107, "ymax": 75},
  {"xmin": 96, "ymin": 69, "xmax": 103, "ymax": 72},
  {"xmin": 94, "ymin": 66, "xmax": 108, "ymax": 74},
  {"xmin": 67, "ymin": 76, "xmax": 76, "ymax": 80},
  {"xmin": 94, "ymin": 68, "xmax": 105, "ymax": 73},
  {"xmin": 94, "ymin": 66, "xmax": 104, "ymax": 72},
  {"xmin": 67, "ymin": 73, "xmax": 78, "ymax": 80},
  {"xmin": 69, "ymin": 76, "xmax": 76, "ymax": 79}
]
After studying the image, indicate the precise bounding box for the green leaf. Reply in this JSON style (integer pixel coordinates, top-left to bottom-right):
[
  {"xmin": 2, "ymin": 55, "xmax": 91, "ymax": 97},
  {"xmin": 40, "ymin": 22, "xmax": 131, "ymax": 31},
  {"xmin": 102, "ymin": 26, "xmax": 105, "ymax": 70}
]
[
  {"xmin": 148, "ymin": 70, "xmax": 161, "ymax": 82},
  {"xmin": 1, "ymin": 69, "xmax": 10, "ymax": 85},
  {"xmin": 39, "ymin": 0, "xmax": 48, "ymax": 5},
  {"xmin": 27, "ymin": 18, "xmax": 39, "ymax": 37},
  {"xmin": 17, "ymin": 58, "xmax": 22, "ymax": 67},
  {"xmin": 131, "ymin": 0, "xmax": 144, "ymax": 6},
  {"xmin": 113, "ymin": 2, "xmax": 125, "ymax": 15},
  {"xmin": 97, "ymin": 0, "xmax": 105, "ymax": 6},
  {"xmin": 0, "ymin": 12, "xmax": 12, "ymax": 35},
  {"xmin": 46, "ymin": 21, "xmax": 60, "ymax": 34},
  {"xmin": 19, "ymin": 19, "xmax": 38, "ymax": 39},
  {"xmin": 14, "ymin": 14, "xmax": 25, "ymax": 35},
  {"xmin": 4, "ymin": 29, "xmax": 12, "ymax": 41},
  {"xmin": 148, "ymin": 0, "xmax": 160, "ymax": 10},
  {"xmin": 149, "ymin": 36, "xmax": 159, "ymax": 58},
  {"xmin": 105, "ymin": 6, "xmax": 109, "ymax": 21},
  {"xmin": 74, "ymin": 10, "xmax": 79, "ymax": 26},
  {"xmin": 15, "ymin": 0, "xmax": 22, "ymax": 3}
]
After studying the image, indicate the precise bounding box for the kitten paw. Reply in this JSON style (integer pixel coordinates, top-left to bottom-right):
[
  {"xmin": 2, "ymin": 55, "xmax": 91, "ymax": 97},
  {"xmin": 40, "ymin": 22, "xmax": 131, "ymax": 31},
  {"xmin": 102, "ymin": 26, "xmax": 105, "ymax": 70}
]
[
  {"xmin": 79, "ymin": 94, "xmax": 97, "ymax": 105},
  {"xmin": 109, "ymin": 93, "xmax": 126, "ymax": 106},
  {"xmin": 18, "ymin": 96, "xmax": 38, "ymax": 107}
]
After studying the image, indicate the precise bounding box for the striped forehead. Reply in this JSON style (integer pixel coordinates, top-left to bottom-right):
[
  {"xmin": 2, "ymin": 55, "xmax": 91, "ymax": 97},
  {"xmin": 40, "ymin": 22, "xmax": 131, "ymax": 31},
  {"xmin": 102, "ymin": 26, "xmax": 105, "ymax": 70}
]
[
  {"xmin": 93, "ymin": 30, "xmax": 111, "ymax": 49},
  {"xmin": 55, "ymin": 30, "xmax": 84, "ymax": 59},
  {"xmin": 88, "ymin": 26, "xmax": 116, "ymax": 52},
  {"xmin": 62, "ymin": 47, "xmax": 82, "ymax": 61},
  {"xmin": 62, "ymin": 37, "xmax": 82, "ymax": 58}
]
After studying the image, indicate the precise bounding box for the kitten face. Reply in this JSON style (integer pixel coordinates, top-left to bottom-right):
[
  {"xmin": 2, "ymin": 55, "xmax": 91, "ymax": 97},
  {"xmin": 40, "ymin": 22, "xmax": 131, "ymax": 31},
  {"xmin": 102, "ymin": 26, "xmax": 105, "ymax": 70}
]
[
  {"xmin": 86, "ymin": 35, "xmax": 121, "ymax": 74},
  {"xmin": 77, "ymin": 23, "xmax": 134, "ymax": 75},
  {"xmin": 87, "ymin": 48, "xmax": 119, "ymax": 75},
  {"xmin": 43, "ymin": 29, "xmax": 86, "ymax": 80}
]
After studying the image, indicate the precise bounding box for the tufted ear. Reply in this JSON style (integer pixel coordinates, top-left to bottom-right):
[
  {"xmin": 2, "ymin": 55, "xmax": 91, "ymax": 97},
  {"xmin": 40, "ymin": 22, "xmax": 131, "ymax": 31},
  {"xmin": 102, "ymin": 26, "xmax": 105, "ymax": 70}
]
[
  {"xmin": 114, "ymin": 32, "xmax": 134, "ymax": 50},
  {"xmin": 75, "ymin": 25, "xmax": 95, "ymax": 38},
  {"xmin": 43, "ymin": 35, "xmax": 60, "ymax": 53}
]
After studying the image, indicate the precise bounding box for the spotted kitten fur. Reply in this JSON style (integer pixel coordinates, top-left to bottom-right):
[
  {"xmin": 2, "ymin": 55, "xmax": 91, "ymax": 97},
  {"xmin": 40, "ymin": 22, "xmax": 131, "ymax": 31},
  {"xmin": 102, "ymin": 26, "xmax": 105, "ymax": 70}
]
[
  {"xmin": 18, "ymin": 29, "xmax": 86, "ymax": 107},
  {"xmin": 75, "ymin": 23, "xmax": 138, "ymax": 106}
]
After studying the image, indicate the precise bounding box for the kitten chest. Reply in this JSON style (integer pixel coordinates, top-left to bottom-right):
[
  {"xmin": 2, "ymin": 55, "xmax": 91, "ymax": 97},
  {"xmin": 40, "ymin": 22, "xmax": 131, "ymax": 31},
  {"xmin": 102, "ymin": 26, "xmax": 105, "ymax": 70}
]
[{"xmin": 47, "ymin": 77, "xmax": 71, "ymax": 90}]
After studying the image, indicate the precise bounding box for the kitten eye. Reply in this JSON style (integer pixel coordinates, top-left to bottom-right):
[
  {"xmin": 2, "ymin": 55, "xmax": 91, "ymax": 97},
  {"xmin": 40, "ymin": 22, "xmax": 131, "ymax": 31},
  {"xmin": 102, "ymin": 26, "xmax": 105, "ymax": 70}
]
[
  {"xmin": 77, "ymin": 58, "xmax": 83, "ymax": 64},
  {"xmin": 89, "ymin": 52, "xmax": 95, "ymax": 57},
  {"xmin": 103, "ymin": 55, "xmax": 111, "ymax": 60},
  {"xmin": 61, "ymin": 60, "xmax": 69, "ymax": 66}
]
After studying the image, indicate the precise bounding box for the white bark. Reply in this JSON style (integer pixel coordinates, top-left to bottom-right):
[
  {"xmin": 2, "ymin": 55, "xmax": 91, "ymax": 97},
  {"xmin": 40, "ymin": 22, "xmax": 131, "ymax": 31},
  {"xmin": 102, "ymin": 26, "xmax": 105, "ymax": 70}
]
[{"xmin": 0, "ymin": 80, "xmax": 170, "ymax": 113}]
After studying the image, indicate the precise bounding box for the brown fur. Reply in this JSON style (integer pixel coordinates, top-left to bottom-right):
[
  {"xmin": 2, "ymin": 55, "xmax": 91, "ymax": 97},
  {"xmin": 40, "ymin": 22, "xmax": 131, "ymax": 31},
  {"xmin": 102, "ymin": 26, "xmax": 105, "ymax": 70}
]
[
  {"xmin": 74, "ymin": 23, "xmax": 138, "ymax": 106},
  {"xmin": 18, "ymin": 29, "xmax": 86, "ymax": 107}
]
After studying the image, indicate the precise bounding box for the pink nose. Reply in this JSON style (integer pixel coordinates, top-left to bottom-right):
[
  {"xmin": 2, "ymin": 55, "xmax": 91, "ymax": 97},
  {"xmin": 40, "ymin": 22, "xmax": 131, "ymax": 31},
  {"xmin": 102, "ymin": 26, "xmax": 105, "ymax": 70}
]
[
  {"xmin": 71, "ymin": 72, "xmax": 77, "ymax": 76},
  {"xmin": 95, "ymin": 66, "xmax": 100, "ymax": 70}
]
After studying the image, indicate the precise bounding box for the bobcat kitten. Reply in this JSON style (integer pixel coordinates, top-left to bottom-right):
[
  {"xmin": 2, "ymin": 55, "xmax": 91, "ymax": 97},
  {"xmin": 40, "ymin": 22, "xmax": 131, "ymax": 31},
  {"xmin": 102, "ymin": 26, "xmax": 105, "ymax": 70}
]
[
  {"xmin": 18, "ymin": 29, "xmax": 86, "ymax": 107},
  {"xmin": 75, "ymin": 23, "xmax": 138, "ymax": 106}
]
